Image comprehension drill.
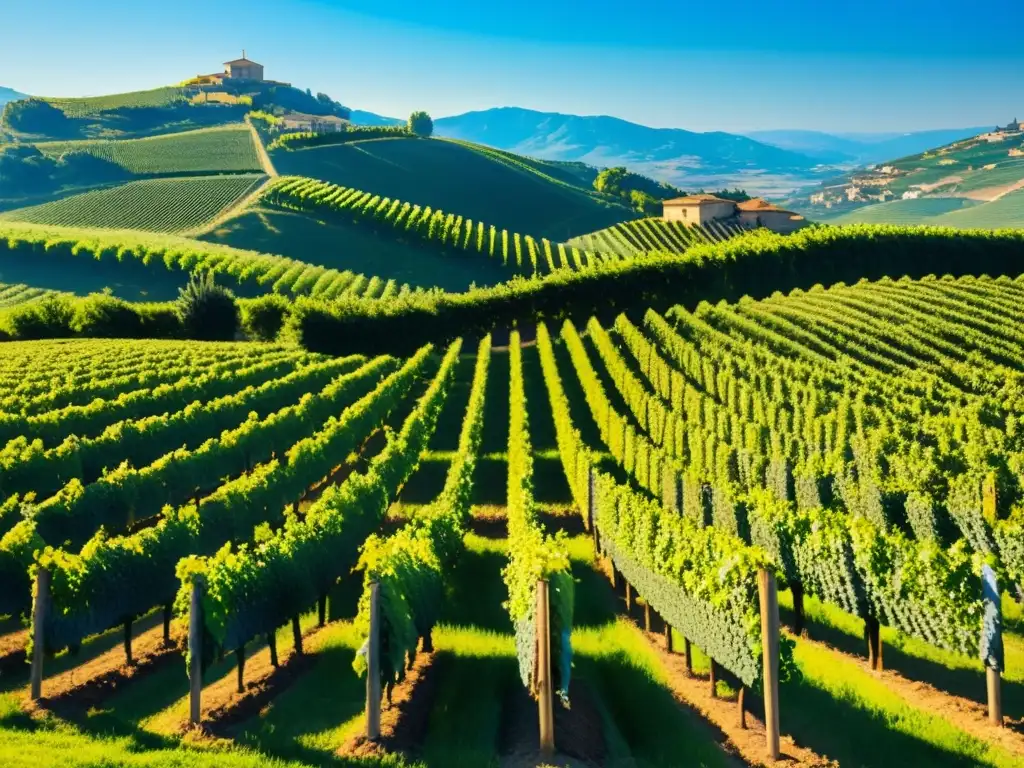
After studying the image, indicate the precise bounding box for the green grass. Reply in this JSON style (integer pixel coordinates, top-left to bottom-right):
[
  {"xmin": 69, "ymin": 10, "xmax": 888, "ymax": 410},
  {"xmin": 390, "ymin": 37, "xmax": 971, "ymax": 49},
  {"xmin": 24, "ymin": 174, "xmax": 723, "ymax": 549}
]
[
  {"xmin": 832, "ymin": 197, "xmax": 981, "ymax": 224},
  {"xmin": 199, "ymin": 207, "xmax": 511, "ymax": 292},
  {"xmin": 270, "ymin": 137, "xmax": 632, "ymax": 241},
  {"xmin": 0, "ymin": 175, "xmax": 265, "ymax": 234},
  {"xmin": 929, "ymin": 189, "xmax": 1024, "ymax": 229},
  {"xmin": 26, "ymin": 125, "xmax": 261, "ymax": 176},
  {"xmin": 777, "ymin": 588, "xmax": 1024, "ymax": 720}
]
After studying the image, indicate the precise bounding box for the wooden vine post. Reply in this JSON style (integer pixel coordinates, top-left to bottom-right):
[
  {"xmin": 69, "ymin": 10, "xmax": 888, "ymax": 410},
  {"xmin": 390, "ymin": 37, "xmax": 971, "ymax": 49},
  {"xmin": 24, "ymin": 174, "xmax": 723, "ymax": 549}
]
[
  {"xmin": 536, "ymin": 579, "xmax": 555, "ymax": 758},
  {"xmin": 587, "ymin": 465, "xmax": 600, "ymax": 556},
  {"xmin": 188, "ymin": 579, "xmax": 203, "ymax": 725},
  {"xmin": 981, "ymin": 564, "xmax": 1003, "ymax": 727},
  {"xmin": 366, "ymin": 581, "xmax": 382, "ymax": 741},
  {"xmin": 664, "ymin": 623, "xmax": 674, "ymax": 653},
  {"xmin": 758, "ymin": 568, "xmax": 781, "ymax": 760},
  {"xmin": 30, "ymin": 567, "xmax": 51, "ymax": 701}
]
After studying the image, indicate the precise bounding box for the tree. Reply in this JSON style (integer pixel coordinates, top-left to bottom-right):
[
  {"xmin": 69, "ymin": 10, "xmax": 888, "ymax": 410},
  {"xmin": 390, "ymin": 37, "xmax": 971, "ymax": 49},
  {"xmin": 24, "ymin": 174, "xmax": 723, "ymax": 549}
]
[
  {"xmin": 408, "ymin": 111, "xmax": 434, "ymax": 138},
  {"xmin": 177, "ymin": 272, "xmax": 239, "ymax": 341}
]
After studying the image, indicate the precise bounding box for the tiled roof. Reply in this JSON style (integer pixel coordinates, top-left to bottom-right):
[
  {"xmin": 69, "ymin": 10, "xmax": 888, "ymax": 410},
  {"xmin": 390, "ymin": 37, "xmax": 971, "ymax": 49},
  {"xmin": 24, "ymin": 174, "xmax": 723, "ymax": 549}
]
[{"xmin": 662, "ymin": 194, "xmax": 735, "ymax": 205}]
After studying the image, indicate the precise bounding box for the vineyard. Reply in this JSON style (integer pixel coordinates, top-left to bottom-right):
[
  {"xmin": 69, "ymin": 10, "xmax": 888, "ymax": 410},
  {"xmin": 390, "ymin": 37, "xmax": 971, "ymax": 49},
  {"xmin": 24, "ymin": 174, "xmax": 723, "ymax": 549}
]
[
  {"xmin": 39, "ymin": 86, "xmax": 189, "ymax": 117},
  {"xmin": 0, "ymin": 283, "xmax": 66, "ymax": 309},
  {"xmin": 269, "ymin": 135, "xmax": 634, "ymax": 241},
  {"xmin": 0, "ymin": 220, "xmax": 416, "ymax": 303},
  {"xmin": 1, "ymin": 268, "xmax": 1023, "ymax": 768},
  {"xmin": 568, "ymin": 216, "xmax": 746, "ymax": 255},
  {"xmin": 28, "ymin": 124, "xmax": 262, "ymax": 176},
  {"xmin": 0, "ymin": 175, "xmax": 266, "ymax": 234},
  {"xmin": 261, "ymin": 176, "xmax": 616, "ymax": 276}
]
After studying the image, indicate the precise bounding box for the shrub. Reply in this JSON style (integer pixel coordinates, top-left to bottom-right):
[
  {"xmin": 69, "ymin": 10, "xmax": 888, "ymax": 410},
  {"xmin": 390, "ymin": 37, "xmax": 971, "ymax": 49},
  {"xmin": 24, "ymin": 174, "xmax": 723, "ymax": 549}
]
[
  {"xmin": 72, "ymin": 293, "xmax": 144, "ymax": 338},
  {"xmin": 5, "ymin": 295, "xmax": 76, "ymax": 340},
  {"xmin": 408, "ymin": 111, "xmax": 433, "ymax": 138},
  {"xmin": 240, "ymin": 294, "xmax": 290, "ymax": 341},
  {"xmin": 176, "ymin": 272, "xmax": 239, "ymax": 341}
]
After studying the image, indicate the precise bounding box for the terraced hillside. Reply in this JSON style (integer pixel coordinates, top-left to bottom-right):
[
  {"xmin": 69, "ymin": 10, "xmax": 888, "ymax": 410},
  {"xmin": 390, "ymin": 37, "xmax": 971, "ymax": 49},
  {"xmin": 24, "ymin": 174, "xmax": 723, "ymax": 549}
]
[
  {"xmin": 2, "ymin": 270, "xmax": 1024, "ymax": 768},
  {"xmin": 568, "ymin": 217, "xmax": 746, "ymax": 256},
  {"xmin": 41, "ymin": 87, "xmax": 189, "ymax": 117},
  {"xmin": 0, "ymin": 220, "xmax": 413, "ymax": 302},
  {"xmin": 26, "ymin": 124, "xmax": 262, "ymax": 176},
  {"xmin": 213, "ymin": 176, "xmax": 619, "ymax": 282},
  {"xmin": 0, "ymin": 175, "xmax": 266, "ymax": 234},
  {"xmin": 270, "ymin": 135, "xmax": 635, "ymax": 240}
]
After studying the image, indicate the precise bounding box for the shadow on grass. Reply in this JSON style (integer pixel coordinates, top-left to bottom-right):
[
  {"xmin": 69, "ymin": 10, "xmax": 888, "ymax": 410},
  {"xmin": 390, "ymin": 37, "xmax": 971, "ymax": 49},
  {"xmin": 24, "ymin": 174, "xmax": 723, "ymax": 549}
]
[
  {"xmin": 779, "ymin": 598, "xmax": 1024, "ymax": 720},
  {"xmin": 470, "ymin": 456, "xmax": 508, "ymax": 507},
  {"xmin": 575, "ymin": 648, "xmax": 731, "ymax": 768},
  {"xmin": 779, "ymin": 672, "xmax": 997, "ymax": 768},
  {"xmin": 439, "ymin": 544, "xmax": 512, "ymax": 634},
  {"xmin": 421, "ymin": 652, "xmax": 516, "ymax": 768},
  {"xmin": 479, "ymin": 348, "xmax": 509, "ymax": 456}
]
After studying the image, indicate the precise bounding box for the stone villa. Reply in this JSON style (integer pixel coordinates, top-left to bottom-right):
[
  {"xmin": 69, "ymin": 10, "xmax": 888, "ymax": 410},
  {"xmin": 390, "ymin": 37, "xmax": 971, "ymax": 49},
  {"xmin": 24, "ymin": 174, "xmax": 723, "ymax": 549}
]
[{"xmin": 662, "ymin": 195, "xmax": 806, "ymax": 234}]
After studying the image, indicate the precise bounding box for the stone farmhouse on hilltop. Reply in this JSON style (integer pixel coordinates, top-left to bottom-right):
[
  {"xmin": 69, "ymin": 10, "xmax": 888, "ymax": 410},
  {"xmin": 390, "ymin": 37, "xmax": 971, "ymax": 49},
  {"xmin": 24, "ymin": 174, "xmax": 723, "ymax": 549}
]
[
  {"xmin": 662, "ymin": 195, "xmax": 807, "ymax": 234},
  {"xmin": 193, "ymin": 52, "xmax": 287, "ymax": 86}
]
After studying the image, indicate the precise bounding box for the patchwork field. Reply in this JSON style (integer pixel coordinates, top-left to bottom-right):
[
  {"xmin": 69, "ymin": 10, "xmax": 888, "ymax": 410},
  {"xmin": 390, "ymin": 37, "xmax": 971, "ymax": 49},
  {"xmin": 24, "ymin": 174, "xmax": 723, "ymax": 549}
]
[
  {"xmin": 0, "ymin": 175, "xmax": 266, "ymax": 233},
  {"xmin": 28, "ymin": 124, "xmax": 262, "ymax": 176}
]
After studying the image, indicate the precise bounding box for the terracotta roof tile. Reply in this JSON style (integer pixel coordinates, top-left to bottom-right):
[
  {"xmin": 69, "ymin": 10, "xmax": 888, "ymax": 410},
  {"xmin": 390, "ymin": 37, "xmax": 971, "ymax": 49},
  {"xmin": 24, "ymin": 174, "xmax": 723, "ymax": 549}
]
[{"xmin": 663, "ymin": 194, "xmax": 735, "ymax": 205}]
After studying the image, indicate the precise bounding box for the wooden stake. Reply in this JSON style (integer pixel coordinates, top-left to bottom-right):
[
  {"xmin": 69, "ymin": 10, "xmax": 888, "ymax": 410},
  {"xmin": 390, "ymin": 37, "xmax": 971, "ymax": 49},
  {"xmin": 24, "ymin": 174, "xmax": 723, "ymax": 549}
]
[
  {"xmin": 625, "ymin": 581, "xmax": 633, "ymax": 611},
  {"xmin": 738, "ymin": 686, "xmax": 747, "ymax": 729},
  {"xmin": 268, "ymin": 632, "xmax": 279, "ymax": 667},
  {"xmin": 665, "ymin": 623, "xmax": 674, "ymax": 653},
  {"xmin": 318, "ymin": 595, "xmax": 327, "ymax": 627},
  {"xmin": 865, "ymin": 616, "xmax": 883, "ymax": 671},
  {"xmin": 758, "ymin": 568, "xmax": 781, "ymax": 761},
  {"xmin": 30, "ymin": 567, "xmax": 51, "ymax": 701},
  {"xmin": 292, "ymin": 615, "xmax": 303, "ymax": 655},
  {"xmin": 609, "ymin": 562, "xmax": 618, "ymax": 590},
  {"xmin": 684, "ymin": 638, "xmax": 693, "ymax": 675},
  {"xmin": 189, "ymin": 580, "xmax": 203, "ymax": 725},
  {"xmin": 163, "ymin": 603, "xmax": 172, "ymax": 646},
  {"xmin": 709, "ymin": 658, "xmax": 718, "ymax": 698},
  {"xmin": 536, "ymin": 579, "xmax": 555, "ymax": 758},
  {"xmin": 123, "ymin": 618, "xmax": 133, "ymax": 665},
  {"xmin": 987, "ymin": 667, "xmax": 1003, "ymax": 726},
  {"xmin": 236, "ymin": 646, "xmax": 246, "ymax": 693},
  {"xmin": 366, "ymin": 581, "xmax": 381, "ymax": 741},
  {"xmin": 644, "ymin": 602, "xmax": 651, "ymax": 632},
  {"xmin": 422, "ymin": 627, "xmax": 434, "ymax": 653}
]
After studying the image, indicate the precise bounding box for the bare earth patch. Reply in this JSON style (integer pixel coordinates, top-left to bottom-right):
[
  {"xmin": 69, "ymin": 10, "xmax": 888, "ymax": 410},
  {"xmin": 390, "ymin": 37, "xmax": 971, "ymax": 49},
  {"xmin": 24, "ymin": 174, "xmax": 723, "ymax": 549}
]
[
  {"xmin": 340, "ymin": 647, "xmax": 439, "ymax": 759},
  {"xmin": 962, "ymin": 177, "xmax": 1024, "ymax": 202}
]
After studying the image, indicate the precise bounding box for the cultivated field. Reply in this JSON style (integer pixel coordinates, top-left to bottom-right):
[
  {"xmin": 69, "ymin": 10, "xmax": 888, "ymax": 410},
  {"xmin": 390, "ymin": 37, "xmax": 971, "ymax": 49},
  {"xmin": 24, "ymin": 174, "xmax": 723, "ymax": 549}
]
[
  {"xmin": 29, "ymin": 124, "xmax": 261, "ymax": 176},
  {"xmin": 1, "ymin": 271, "xmax": 1023, "ymax": 768},
  {"xmin": 0, "ymin": 175, "xmax": 266, "ymax": 233},
  {"xmin": 270, "ymin": 136, "xmax": 634, "ymax": 240},
  {"xmin": 568, "ymin": 216, "xmax": 745, "ymax": 255},
  {"xmin": 41, "ymin": 86, "xmax": 189, "ymax": 117}
]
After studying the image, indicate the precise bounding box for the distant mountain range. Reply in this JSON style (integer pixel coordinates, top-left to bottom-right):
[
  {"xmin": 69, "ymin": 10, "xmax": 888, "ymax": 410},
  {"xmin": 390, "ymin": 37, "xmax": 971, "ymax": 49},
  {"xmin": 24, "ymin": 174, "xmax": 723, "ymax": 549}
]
[
  {"xmin": 744, "ymin": 127, "xmax": 991, "ymax": 165},
  {"xmin": 0, "ymin": 87, "xmax": 28, "ymax": 110}
]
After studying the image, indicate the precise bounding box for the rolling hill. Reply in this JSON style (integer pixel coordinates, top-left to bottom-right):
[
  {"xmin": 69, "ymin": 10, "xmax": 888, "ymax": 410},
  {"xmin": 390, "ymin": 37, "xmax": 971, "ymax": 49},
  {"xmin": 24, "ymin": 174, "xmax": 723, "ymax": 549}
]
[
  {"xmin": 746, "ymin": 127, "xmax": 990, "ymax": 165},
  {"xmin": 270, "ymin": 135, "xmax": 635, "ymax": 240},
  {"xmin": 0, "ymin": 175, "xmax": 266, "ymax": 234},
  {"xmin": 433, "ymin": 106, "xmax": 830, "ymax": 195},
  {"xmin": 26, "ymin": 124, "xmax": 262, "ymax": 176},
  {"xmin": 799, "ymin": 124, "xmax": 1024, "ymax": 225}
]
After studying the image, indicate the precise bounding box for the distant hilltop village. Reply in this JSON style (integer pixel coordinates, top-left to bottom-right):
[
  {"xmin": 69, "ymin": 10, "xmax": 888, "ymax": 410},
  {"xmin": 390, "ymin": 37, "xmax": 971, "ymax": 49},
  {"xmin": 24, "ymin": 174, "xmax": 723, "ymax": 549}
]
[
  {"xmin": 806, "ymin": 117, "xmax": 1024, "ymax": 211},
  {"xmin": 185, "ymin": 52, "xmax": 351, "ymax": 133}
]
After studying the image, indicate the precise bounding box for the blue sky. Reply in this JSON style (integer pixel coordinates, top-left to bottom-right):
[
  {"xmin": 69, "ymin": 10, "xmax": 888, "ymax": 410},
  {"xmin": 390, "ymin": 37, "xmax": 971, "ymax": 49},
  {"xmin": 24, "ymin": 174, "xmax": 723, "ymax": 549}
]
[{"xmin": 2, "ymin": 0, "xmax": 1022, "ymax": 133}]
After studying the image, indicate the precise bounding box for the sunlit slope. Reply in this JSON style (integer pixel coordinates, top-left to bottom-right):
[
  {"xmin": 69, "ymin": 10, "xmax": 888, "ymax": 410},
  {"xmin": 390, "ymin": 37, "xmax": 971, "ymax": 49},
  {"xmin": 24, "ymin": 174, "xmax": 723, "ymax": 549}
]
[{"xmin": 270, "ymin": 136, "xmax": 634, "ymax": 240}]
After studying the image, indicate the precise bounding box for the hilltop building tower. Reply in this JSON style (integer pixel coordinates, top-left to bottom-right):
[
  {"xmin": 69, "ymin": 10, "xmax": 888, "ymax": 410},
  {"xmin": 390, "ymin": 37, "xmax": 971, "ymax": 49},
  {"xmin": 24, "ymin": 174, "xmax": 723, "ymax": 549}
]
[{"xmin": 223, "ymin": 51, "xmax": 264, "ymax": 82}]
